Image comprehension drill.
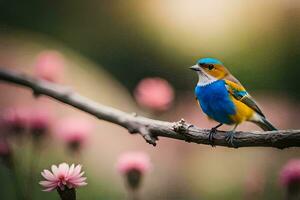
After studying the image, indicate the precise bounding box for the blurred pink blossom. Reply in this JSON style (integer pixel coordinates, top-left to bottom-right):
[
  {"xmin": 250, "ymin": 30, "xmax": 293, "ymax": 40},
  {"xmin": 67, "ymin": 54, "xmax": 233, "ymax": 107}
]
[
  {"xmin": 134, "ymin": 77, "xmax": 174, "ymax": 111},
  {"xmin": 0, "ymin": 140, "xmax": 10, "ymax": 156},
  {"xmin": 280, "ymin": 159, "xmax": 300, "ymax": 187},
  {"xmin": 39, "ymin": 163, "xmax": 87, "ymax": 192},
  {"xmin": 1, "ymin": 108, "xmax": 29, "ymax": 133},
  {"xmin": 55, "ymin": 117, "xmax": 93, "ymax": 151},
  {"xmin": 1, "ymin": 107, "xmax": 53, "ymax": 138},
  {"xmin": 34, "ymin": 50, "xmax": 65, "ymax": 82},
  {"xmin": 28, "ymin": 108, "xmax": 52, "ymax": 138},
  {"xmin": 117, "ymin": 151, "xmax": 151, "ymax": 175}
]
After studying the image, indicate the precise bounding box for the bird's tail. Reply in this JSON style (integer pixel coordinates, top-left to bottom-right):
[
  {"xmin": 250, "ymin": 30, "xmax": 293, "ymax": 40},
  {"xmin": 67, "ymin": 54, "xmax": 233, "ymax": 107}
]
[{"xmin": 254, "ymin": 117, "xmax": 277, "ymax": 131}]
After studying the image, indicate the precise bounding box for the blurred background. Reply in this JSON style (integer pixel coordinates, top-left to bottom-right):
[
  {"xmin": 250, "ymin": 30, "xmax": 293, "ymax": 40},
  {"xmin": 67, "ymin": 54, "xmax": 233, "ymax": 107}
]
[{"xmin": 0, "ymin": 0, "xmax": 300, "ymax": 199}]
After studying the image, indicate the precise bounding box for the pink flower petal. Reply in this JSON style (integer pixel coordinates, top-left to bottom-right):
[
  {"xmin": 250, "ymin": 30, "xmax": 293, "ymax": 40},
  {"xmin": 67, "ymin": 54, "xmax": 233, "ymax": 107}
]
[
  {"xmin": 68, "ymin": 167, "xmax": 84, "ymax": 181},
  {"xmin": 39, "ymin": 181, "xmax": 57, "ymax": 188},
  {"xmin": 58, "ymin": 163, "xmax": 69, "ymax": 177},
  {"xmin": 51, "ymin": 165, "xmax": 59, "ymax": 177},
  {"xmin": 42, "ymin": 186, "xmax": 57, "ymax": 192},
  {"xmin": 73, "ymin": 164, "xmax": 82, "ymax": 175},
  {"xmin": 69, "ymin": 177, "xmax": 86, "ymax": 183},
  {"xmin": 68, "ymin": 164, "xmax": 75, "ymax": 175},
  {"xmin": 73, "ymin": 182, "xmax": 87, "ymax": 187},
  {"xmin": 41, "ymin": 170, "xmax": 56, "ymax": 181}
]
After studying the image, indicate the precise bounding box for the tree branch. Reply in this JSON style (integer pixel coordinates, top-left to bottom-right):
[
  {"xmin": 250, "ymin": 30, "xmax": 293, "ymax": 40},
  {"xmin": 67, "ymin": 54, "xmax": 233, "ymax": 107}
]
[{"xmin": 0, "ymin": 69, "xmax": 299, "ymax": 149}]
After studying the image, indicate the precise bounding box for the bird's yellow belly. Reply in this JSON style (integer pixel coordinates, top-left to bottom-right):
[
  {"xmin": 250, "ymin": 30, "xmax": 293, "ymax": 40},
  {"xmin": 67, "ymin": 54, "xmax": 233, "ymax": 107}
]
[{"xmin": 229, "ymin": 97, "xmax": 254, "ymax": 124}]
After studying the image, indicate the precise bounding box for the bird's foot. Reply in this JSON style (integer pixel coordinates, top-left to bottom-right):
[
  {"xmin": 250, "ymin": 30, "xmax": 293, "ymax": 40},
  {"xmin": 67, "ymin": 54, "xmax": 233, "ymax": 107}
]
[
  {"xmin": 225, "ymin": 131, "xmax": 237, "ymax": 148},
  {"xmin": 208, "ymin": 128, "xmax": 217, "ymax": 147}
]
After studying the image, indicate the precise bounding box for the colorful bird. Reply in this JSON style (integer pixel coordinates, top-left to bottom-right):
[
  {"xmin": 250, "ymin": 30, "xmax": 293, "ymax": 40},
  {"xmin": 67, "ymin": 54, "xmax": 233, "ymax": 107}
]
[{"xmin": 189, "ymin": 58, "xmax": 277, "ymax": 147}]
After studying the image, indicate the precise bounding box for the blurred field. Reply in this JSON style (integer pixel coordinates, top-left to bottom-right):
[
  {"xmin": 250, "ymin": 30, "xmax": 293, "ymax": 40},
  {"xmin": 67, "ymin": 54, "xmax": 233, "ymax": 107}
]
[{"xmin": 0, "ymin": 1, "xmax": 300, "ymax": 200}]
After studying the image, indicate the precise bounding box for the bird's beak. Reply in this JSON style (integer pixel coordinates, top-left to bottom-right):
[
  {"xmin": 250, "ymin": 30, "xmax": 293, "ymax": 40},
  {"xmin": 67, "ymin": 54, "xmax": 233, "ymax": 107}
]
[{"xmin": 189, "ymin": 65, "xmax": 200, "ymax": 71}]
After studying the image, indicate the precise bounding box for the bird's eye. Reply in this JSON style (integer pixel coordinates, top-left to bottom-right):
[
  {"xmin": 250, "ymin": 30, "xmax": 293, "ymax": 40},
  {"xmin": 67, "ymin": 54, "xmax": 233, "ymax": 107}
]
[{"xmin": 208, "ymin": 64, "xmax": 214, "ymax": 70}]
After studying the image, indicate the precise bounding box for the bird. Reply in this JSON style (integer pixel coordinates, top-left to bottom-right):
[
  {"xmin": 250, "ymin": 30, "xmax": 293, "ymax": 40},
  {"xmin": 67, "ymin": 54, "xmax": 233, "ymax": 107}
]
[{"xmin": 189, "ymin": 58, "xmax": 277, "ymax": 147}]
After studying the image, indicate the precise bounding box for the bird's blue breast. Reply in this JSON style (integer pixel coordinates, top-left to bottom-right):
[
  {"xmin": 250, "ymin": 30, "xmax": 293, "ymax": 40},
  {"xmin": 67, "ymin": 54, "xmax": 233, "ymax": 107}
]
[{"xmin": 195, "ymin": 80, "xmax": 236, "ymax": 124}]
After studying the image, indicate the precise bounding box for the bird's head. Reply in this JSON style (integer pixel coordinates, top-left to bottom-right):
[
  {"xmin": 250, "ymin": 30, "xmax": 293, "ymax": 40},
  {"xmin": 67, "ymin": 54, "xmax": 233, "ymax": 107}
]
[{"xmin": 189, "ymin": 58, "xmax": 229, "ymax": 85}]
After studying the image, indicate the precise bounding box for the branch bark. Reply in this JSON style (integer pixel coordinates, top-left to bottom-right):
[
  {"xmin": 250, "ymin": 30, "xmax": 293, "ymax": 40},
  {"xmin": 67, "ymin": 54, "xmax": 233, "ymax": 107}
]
[{"xmin": 0, "ymin": 69, "xmax": 299, "ymax": 149}]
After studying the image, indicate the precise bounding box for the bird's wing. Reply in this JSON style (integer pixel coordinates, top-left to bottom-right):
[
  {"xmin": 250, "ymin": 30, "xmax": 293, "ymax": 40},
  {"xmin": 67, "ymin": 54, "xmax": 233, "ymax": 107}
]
[{"xmin": 224, "ymin": 75, "xmax": 265, "ymax": 117}]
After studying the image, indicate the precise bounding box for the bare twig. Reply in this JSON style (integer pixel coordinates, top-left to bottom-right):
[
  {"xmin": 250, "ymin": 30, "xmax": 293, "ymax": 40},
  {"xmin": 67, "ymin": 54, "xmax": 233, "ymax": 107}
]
[{"xmin": 0, "ymin": 69, "xmax": 299, "ymax": 149}]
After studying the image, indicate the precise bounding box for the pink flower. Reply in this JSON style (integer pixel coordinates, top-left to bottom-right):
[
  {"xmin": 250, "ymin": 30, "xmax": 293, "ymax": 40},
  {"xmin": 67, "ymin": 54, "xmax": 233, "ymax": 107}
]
[
  {"xmin": 117, "ymin": 152, "xmax": 151, "ymax": 175},
  {"xmin": 1, "ymin": 108, "xmax": 29, "ymax": 133},
  {"xmin": 134, "ymin": 77, "xmax": 174, "ymax": 112},
  {"xmin": 1, "ymin": 107, "xmax": 52, "ymax": 138},
  {"xmin": 117, "ymin": 152, "xmax": 151, "ymax": 190},
  {"xmin": 0, "ymin": 140, "xmax": 10, "ymax": 156},
  {"xmin": 28, "ymin": 108, "xmax": 52, "ymax": 138},
  {"xmin": 280, "ymin": 159, "xmax": 300, "ymax": 187},
  {"xmin": 55, "ymin": 117, "xmax": 93, "ymax": 151},
  {"xmin": 34, "ymin": 50, "xmax": 65, "ymax": 82},
  {"xmin": 39, "ymin": 163, "xmax": 87, "ymax": 192}
]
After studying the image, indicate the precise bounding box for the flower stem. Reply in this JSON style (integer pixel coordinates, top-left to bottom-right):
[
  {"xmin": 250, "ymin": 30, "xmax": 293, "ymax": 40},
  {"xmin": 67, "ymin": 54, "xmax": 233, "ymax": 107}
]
[
  {"xmin": 128, "ymin": 189, "xmax": 140, "ymax": 200},
  {"xmin": 9, "ymin": 163, "xmax": 25, "ymax": 200},
  {"xmin": 286, "ymin": 183, "xmax": 300, "ymax": 200},
  {"xmin": 24, "ymin": 138, "xmax": 41, "ymax": 200},
  {"xmin": 57, "ymin": 188, "xmax": 76, "ymax": 200}
]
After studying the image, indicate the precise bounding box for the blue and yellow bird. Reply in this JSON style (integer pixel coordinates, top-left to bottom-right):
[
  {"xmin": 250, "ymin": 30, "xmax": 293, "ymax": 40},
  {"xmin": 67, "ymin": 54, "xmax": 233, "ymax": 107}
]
[{"xmin": 189, "ymin": 58, "xmax": 277, "ymax": 146}]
